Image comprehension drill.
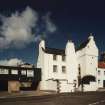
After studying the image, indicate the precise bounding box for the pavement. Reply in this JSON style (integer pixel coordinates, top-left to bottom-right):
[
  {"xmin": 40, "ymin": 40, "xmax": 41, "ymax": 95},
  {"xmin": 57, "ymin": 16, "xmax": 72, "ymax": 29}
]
[
  {"xmin": 0, "ymin": 90, "xmax": 53, "ymax": 98},
  {"xmin": 0, "ymin": 91, "xmax": 105, "ymax": 105}
]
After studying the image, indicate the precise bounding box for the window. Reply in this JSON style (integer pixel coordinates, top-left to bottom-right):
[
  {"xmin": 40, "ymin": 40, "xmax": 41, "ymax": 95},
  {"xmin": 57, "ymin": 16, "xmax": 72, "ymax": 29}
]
[
  {"xmin": 11, "ymin": 70, "xmax": 18, "ymax": 75},
  {"xmin": 21, "ymin": 70, "xmax": 26, "ymax": 75},
  {"xmin": 27, "ymin": 70, "xmax": 34, "ymax": 77},
  {"xmin": 53, "ymin": 65, "xmax": 57, "ymax": 72},
  {"xmin": 98, "ymin": 80, "xmax": 100, "ymax": 84},
  {"xmin": 0, "ymin": 69, "xmax": 8, "ymax": 74},
  {"xmin": 74, "ymin": 80, "xmax": 77, "ymax": 84},
  {"xmin": 104, "ymin": 71, "xmax": 105, "ymax": 75},
  {"xmin": 62, "ymin": 66, "xmax": 66, "ymax": 73},
  {"xmin": 53, "ymin": 54, "xmax": 57, "ymax": 60},
  {"xmin": 62, "ymin": 55, "xmax": 66, "ymax": 61},
  {"xmin": 98, "ymin": 70, "xmax": 100, "ymax": 75},
  {"xmin": 78, "ymin": 64, "xmax": 81, "ymax": 76}
]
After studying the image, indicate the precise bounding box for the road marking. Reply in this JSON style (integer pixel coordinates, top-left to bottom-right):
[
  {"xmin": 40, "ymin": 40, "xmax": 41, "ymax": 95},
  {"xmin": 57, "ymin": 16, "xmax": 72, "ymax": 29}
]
[{"xmin": 88, "ymin": 100, "xmax": 105, "ymax": 105}]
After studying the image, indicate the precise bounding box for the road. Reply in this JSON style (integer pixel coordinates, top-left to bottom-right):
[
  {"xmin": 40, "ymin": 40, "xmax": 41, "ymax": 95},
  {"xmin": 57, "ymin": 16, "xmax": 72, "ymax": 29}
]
[{"xmin": 0, "ymin": 91, "xmax": 105, "ymax": 105}]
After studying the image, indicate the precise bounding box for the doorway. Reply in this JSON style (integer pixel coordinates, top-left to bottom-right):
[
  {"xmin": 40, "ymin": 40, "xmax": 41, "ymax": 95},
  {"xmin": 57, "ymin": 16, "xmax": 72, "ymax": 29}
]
[
  {"xmin": 0, "ymin": 80, "xmax": 8, "ymax": 91},
  {"xmin": 103, "ymin": 80, "xmax": 105, "ymax": 87}
]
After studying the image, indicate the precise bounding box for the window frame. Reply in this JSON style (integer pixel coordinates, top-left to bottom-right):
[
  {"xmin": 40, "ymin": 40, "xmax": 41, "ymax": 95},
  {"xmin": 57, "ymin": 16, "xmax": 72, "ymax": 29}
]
[
  {"xmin": 62, "ymin": 55, "xmax": 66, "ymax": 61},
  {"xmin": 98, "ymin": 79, "xmax": 100, "ymax": 84},
  {"xmin": 0, "ymin": 69, "xmax": 8, "ymax": 74},
  {"xmin": 27, "ymin": 70, "xmax": 34, "ymax": 77},
  {"xmin": 21, "ymin": 70, "xmax": 27, "ymax": 75},
  {"xmin": 104, "ymin": 71, "xmax": 105, "ymax": 75},
  {"xmin": 98, "ymin": 70, "xmax": 100, "ymax": 75},
  {"xmin": 53, "ymin": 54, "xmax": 57, "ymax": 60},
  {"xmin": 62, "ymin": 66, "xmax": 66, "ymax": 73},
  {"xmin": 53, "ymin": 65, "xmax": 57, "ymax": 73},
  {"xmin": 11, "ymin": 70, "xmax": 18, "ymax": 75}
]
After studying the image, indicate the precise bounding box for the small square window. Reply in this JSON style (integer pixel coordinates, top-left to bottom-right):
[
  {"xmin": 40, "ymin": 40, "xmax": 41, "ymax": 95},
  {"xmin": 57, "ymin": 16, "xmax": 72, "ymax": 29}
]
[
  {"xmin": 62, "ymin": 55, "xmax": 66, "ymax": 61},
  {"xmin": 98, "ymin": 80, "xmax": 100, "ymax": 84},
  {"xmin": 53, "ymin": 65, "xmax": 57, "ymax": 72},
  {"xmin": 21, "ymin": 70, "xmax": 26, "ymax": 75},
  {"xmin": 62, "ymin": 66, "xmax": 66, "ymax": 73},
  {"xmin": 98, "ymin": 70, "xmax": 100, "ymax": 75},
  {"xmin": 27, "ymin": 70, "xmax": 34, "ymax": 77},
  {"xmin": 74, "ymin": 80, "xmax": 76, "ymax": 83},
  {"xmin": 53, "ymin": 54, "xmax": 57, "ymax": 60}
]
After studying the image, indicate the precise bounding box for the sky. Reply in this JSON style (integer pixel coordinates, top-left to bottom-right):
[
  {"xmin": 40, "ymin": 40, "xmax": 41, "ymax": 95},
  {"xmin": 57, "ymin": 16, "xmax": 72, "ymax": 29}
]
[{"xmin": 0, "ymin": 0, "xmax": 105, "ymax": 65}]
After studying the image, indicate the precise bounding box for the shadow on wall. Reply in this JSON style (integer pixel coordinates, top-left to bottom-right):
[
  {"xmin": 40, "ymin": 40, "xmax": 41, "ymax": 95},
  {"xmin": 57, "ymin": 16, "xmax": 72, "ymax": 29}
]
[{"xmin": 81, "ymin": 75, "xmax": 96, "ymax": 84}]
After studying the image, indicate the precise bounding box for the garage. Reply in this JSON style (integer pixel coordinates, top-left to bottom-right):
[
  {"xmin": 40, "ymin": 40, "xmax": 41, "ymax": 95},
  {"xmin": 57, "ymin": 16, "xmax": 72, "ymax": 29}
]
[{"xmin": 0, "ymin": 80, "xmax": 8, "ymax": 91}]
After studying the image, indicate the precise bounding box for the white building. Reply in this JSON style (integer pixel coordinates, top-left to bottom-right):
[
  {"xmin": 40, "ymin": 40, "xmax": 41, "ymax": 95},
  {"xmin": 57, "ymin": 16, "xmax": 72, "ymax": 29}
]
[
  {"xmin": 97, "ymin": 53, "xmax": 105, "ymax": 89},
  {"xmin": 37, "ymin": 34, "xmax": 105, "ymax": 93}
]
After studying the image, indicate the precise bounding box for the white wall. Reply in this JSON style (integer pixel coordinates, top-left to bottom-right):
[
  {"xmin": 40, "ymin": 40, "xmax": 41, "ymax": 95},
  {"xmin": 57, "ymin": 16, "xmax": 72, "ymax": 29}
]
[
  {"xmin": 97, "ymin": 68, "xmax": 105, "ymax": 88},
  {"xmin": 59, "ymin": 81, "xmax": 75, "ymax": 92},
  {"xmin": 85, "ymin": 36, "xmax": 98, "ymax": 77},
  {"xmin": 84, "ymin": 82, "xmax": 97, "ymax": 91},
  {"xmin": 65, "ymin": 41, "xmax": 78, "ymax": 86},
  {"xmin": 37, "ymin": 35, "xmax": 99, "ymax": 92},
  {"xmin": 37, "ymin": 40, "xmax": 78, "ymax": 92},
  {"xmin": 76, "ymin": 49, "xmax": 87, "ymax": 78},
  {"xmin": 76, "ymin": 36, "xmax": 98, "ymax": 78}
]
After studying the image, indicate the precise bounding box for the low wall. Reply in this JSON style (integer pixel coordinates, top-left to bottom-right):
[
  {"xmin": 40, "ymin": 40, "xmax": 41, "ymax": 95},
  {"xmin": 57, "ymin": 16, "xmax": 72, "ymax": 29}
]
[{"xmin": 8, "ymin": 81, "xmax": 20, "ymax": 93}]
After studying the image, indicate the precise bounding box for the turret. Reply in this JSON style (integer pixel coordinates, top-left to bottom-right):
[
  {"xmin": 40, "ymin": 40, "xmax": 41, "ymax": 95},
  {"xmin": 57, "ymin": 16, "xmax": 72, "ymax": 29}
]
[
  {"xmin": 39, "ymin": 39, "xmax": 45, "ymax": 49},
  {"xmin": 65, "ymin": 40, "xmax": 75, "ymax": 55},
  {"xmin": 88, "ymin": 33, "xmax": 94, "ymax": 40},
  {"xmin": 86, "ymin": 34, "xmax": 98, "ymax": 56},
  {"xmin": 65, "ymin": 40, "xmax": 78, "ymax": 86}
]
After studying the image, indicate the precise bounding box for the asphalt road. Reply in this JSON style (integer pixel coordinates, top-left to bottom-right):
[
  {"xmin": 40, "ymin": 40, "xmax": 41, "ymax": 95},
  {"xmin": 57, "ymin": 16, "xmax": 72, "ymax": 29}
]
[{"xmin": 0, "ymin": 91, "xmax": 105, "ymax": 105}]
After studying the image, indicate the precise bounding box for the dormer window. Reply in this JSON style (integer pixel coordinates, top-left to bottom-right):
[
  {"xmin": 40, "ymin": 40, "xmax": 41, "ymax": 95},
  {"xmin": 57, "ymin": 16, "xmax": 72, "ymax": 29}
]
[{"xmin": 53, "ymin": 54, "xmax": 57, "ymax": 60}]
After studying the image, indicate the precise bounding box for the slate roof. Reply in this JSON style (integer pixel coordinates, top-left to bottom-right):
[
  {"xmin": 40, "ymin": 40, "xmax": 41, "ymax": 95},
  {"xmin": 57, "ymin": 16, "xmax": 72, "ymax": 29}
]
[
  {"xmin": 76, "ymin": 39, "xmax": 90, "ymax": 51},
  {"xmin": 42, "ymin": 37, "xmax": 90, "ymax": 54},
  {"xmin": 42, "ymin": 47, "xmax": 65, "ymax": 55}
]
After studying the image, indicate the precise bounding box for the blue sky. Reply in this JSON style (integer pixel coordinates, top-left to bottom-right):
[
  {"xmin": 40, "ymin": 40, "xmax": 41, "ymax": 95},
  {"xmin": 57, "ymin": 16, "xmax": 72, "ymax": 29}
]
[{"xmin": 0, "ymin": 0, "xmax": 105, "ymax": 65}]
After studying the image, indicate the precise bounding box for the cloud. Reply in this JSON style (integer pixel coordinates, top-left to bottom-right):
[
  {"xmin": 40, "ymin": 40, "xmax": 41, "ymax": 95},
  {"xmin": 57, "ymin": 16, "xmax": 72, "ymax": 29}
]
[
  {"xmin": 0, "ymin": 58, "xmax": 24, "ymax": 66},
  {"xmin": 34, "ymin": 13, "xmax": 57, "ymax": 42},
  {"xmin": 0, "ymin": 7, "xmax": 38, "ymax": 49},
  {"xmin": 44, "ymin": 12, "xmax": 57, "ymax": 33},
  {"xmin": 0, "ymin": 7, "xmax": 57, "ymax": 48},
  {"xmin": 35, "ymin": 35, "xmax": 42, "ymax": 42}
]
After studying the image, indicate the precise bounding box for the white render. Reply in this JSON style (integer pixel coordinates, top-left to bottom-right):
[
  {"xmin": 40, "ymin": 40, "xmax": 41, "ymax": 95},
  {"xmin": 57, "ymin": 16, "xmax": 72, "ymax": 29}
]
[
  {"xmin": 97, "ymin": 68, "xmax": 105, "ymax": 88},
  {"xmin": 37, "ymin": 35, "xmax": 105, "ymax": 93}
]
